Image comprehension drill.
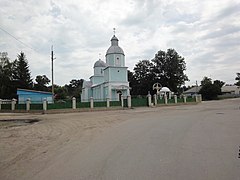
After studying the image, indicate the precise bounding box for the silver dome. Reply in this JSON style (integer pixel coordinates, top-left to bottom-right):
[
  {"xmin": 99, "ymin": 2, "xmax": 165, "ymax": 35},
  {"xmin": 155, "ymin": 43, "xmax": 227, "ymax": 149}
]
[
  {"xmin": 94, "ymin": 59, "xmax": 107, "ymax": 67},
  {"xmin": 106, "ymin": 35, "xmax": 125, "ymax": 55}
]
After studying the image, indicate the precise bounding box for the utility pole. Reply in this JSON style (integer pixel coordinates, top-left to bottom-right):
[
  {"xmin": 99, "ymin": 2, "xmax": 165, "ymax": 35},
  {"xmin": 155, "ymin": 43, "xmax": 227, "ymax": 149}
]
[
  {"xmin": 195, "ymin": 80, "xmax": 198, "ymax": 95},
  {"xmin": 51, "ymin": 45, "xmax": 54, "ymax": 101}
]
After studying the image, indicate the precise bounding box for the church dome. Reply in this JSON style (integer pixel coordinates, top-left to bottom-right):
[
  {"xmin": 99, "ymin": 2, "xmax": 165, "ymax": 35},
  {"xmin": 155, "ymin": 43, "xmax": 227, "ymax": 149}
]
[
  {"xmin": 94, "ymin": 59, "xmax": 107, "ymax": 68},
  {"xmin": 106, "ymin": 35, "xmax": 124, "ymax": 55}
]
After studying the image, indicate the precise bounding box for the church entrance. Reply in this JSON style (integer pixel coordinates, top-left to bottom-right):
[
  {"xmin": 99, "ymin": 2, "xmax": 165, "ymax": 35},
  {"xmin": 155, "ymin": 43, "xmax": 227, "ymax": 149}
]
[{"xmin": 117, "ymin": 90, "xmax": 122, "ymax": 101}]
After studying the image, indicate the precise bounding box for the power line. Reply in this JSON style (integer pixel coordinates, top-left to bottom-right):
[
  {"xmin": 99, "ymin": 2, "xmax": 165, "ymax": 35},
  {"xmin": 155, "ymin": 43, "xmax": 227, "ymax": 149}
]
[{"xmin": 0, "ymin": 26, "xmax": 37, "ymax": 52}]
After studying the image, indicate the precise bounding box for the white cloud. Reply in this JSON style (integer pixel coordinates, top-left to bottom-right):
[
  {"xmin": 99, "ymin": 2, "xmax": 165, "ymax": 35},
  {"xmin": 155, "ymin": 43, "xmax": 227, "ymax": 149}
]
[{"xmin": 0, "ymin": 0, "xmax": 240, "ymax": 86}]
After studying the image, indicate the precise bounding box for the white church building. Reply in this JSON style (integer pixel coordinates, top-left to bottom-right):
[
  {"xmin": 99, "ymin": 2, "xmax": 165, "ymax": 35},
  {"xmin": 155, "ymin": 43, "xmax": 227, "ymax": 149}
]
[{"xmin": 81, "ymin": 34, "xmax": 130, "ymax": 102}]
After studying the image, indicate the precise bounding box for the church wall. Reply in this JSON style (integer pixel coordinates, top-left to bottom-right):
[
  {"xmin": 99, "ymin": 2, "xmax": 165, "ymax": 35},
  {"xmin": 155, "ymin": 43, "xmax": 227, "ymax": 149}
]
[
  {"xmin": 106, "ymin": 54, "xmax": 114, "ymax": 66},
  {"xmin": 106, "ymin": 54, "xmax": 125, "ymax": 67},
  {"xmin": 104, "ymin": 68, "xmax": 110, "ymax": 82},
  {"xmin": 109, "ymin": 67, "xmax": 127, "ymax": 82},
  {"xmin": 104, "ymin": 86, "xmax": 108, "ymax": 99},
  {"xmin": 104, "ymin": 67, "xmax": 127, "ymax": 82},
  {"xmin": 92, "ymin": 76, "xmax": 104, "ymax": 85},
  {"xmin": 94, "ymin": 67, "xmax": 104, "ymax": 76}
]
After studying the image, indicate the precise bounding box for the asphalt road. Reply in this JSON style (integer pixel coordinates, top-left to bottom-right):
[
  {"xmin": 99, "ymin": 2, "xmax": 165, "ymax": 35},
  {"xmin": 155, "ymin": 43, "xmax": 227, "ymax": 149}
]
[{"xmin": 33, "ymin": 99, "xmax": 240, "ymax": 180}]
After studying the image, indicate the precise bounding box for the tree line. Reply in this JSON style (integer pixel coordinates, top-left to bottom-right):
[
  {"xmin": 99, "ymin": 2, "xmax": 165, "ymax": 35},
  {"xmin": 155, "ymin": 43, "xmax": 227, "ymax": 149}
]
[
  {"xmin": 128, "ymin": 49, "xmax": 189, "ymax": 95},
  {"xmin": 1, "ymin": 50, "xmax": 239, "ymax": 101},
  {"xmin": 0, "ymin": 52, "xmax": 83, "ymax": 99}
]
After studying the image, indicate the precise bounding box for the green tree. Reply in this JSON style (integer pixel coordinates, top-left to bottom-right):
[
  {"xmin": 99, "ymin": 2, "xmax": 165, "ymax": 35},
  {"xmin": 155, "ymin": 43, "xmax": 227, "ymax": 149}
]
[
  {"xmin": 0, "ymin": 52, "xmax": 15, "ymax": 98},
  {"xmin": 151, "ymin": 49, "xmax": 188, "ymax": 94},
  {"xmin": 53, "ymin": 85, "xmax": 68, "ymax": 100},
  {"xmin": 34, "ymin": 75, "xmax": 50, "ymax": 91},
  {"xmin": 132, "ymin": 60, "xmax": 154, "ymax": 95},
  {"xmin": 213, "ymin": 80, "xmax": 225, "ymax": 89},
  {"xmin": 201, "ymin": 76, "xmax": 212, "ymax": 86},
  {"xmin": 14, "ymin": 52, "xmax": 33, "ymax": 89},
  {"xmin": 235, "ymin": 73, "xmax": 240, "ymax": 86},
  {"xmin": 127, "ymin": 70, "xmax": 137, "ymax": 95},
  {"xmin": 65, "ymin": 79, "xmax": 83, "ymax": 98},
  {"xmin": 199, "ymin": 77, "xmax": 223, "ymax": 100}
]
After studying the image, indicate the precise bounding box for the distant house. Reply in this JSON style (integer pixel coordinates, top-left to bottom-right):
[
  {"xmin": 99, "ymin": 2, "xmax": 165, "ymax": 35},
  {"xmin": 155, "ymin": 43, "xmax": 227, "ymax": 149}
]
[
  {"xmin": 221, "ymin": 85, "xmax": 240, "ymax": 95},
  {"xmin": 183, "ymin": 85, "xmax": 240, "ymax": 97},
  {"xmin": 183, "ymin": 86, "xmax": 202, "ymax": 97},
  {"xmin": 17, "ymin": 89, "xmax": 53, "ymax": 104}
]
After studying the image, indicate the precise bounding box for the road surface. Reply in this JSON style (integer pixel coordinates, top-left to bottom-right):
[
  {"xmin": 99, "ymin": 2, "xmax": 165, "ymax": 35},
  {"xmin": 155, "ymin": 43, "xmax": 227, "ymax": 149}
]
[{"xmin": 1, "ymin": 99, "xmax": 240, "ymax": 180}]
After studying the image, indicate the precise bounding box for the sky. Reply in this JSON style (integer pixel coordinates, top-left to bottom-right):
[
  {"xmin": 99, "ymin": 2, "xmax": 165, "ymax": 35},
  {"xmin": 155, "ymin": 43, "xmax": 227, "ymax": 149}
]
[{"xmin": 0, "ymin": 0, "xmax": 240, "ymax": 86}]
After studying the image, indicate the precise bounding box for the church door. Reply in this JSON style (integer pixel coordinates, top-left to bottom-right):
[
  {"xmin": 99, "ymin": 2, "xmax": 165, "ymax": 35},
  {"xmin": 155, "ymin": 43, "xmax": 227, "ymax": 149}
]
[{"xmin": 117, "ymin": 90, "xmax": 122, "ymax": 101}]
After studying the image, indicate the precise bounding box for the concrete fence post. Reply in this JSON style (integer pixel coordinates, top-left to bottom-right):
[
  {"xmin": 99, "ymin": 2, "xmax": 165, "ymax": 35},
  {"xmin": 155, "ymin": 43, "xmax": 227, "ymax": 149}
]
[
  {"xmin": 72, "ymin": 97, "xmax": 76, "ymax": 109},
  {"xmin": 183, "ymin": 95, "xmax": 187, "ymax": 103},
  {"xmin": 90, "ymin": 97, "xmax": 94, "ymax": 109},
  {"xmin": 121, "ymin": 96, "xmax": 124, "ymax": 108},
  {"xmin": 127, "ymin": 95, "xmax": 131, "ymax": 108},
  {"xmin": 164, "ymin": 95, "xmax": 168, "ymax": 104},
  {"xmin": 106, "ymin": 98, "xmax": 110, "ymax": 108},
  {"xmin": 195, "ymin": 95, "xmax": 198, "ymax": 102},
  {"xmin": 169, "ymin": 92, "xmax": 172, "ymax": 99},
  {"xmin": 154, "ymin": 94, "xmax": 157, "ymax": 105},
  {"xmin": 43, "ymin": 98, "xmax": 47, "ymax": 111},
  {"xmin": 26, "ymin": 98, "xmax": 31, "ymax": 111},
  {"xmin": 0, "ymin": 99, "xmax": 2, "ymax": 110},
  {"xmin": 174, "ymin": 95, "xmax": 177, "ymax": 104},
  {"xmin": 199, "ymin": 94, "xmax": 202, "ymax": 102},
  {"xmin": 11, "ymin": 99, "xmax": 16, "ymax": 111},
  {"xmin": 147, "ymin": 94, "xmax": 152, "ymax": 107}
]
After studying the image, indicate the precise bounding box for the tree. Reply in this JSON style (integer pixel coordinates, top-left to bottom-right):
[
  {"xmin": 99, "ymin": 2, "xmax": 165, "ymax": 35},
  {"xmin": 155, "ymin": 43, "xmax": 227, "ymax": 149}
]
[
  {"xmin": 127, "ymin": 70, "xmax": 137, "ymax": 95},
  {"xmin": 14, "ymin": 52, "xmax": 33, "ymax": 89},
  {"xmin": 235, "ymin": 73, "xmax": 240, "ymax": 86},
  {"xmin": 213, "ymin": 80, "xmax": 225, "ymax": 89},
  {"xmin": 199, "ymin": 77, "xmax": 223, "ymax": 100},
  {"xmin": 54, "ymin": 85, "xmax": 68, "ymax": 100},
  {"xmin": 201, "ymin": 76, "xmax": 212, "ymax": 86},
  {"xmin": 132, "ymin": 60, "xmax": 154, "ymax": 95},
  {"xmin": 34, "ymin": 75, "xmax": 50, "ymax": 91},
  {"xmin": 65, "ymin": 79, "xmax": 83, "ymax": 98},
  {"xmin": 151, "ymin": 49, "xmax": 189, "ymax": 94},
  {"xmin": 0, "ymin": 52, "xmax": 15, "ymax": 98}
]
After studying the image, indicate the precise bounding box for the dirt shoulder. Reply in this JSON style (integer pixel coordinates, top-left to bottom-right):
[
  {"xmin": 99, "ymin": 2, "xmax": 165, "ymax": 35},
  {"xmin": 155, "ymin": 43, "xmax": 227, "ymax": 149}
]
[{"xmin": 0, "ymin": 110, "xmax": 131, "ymax": 180}]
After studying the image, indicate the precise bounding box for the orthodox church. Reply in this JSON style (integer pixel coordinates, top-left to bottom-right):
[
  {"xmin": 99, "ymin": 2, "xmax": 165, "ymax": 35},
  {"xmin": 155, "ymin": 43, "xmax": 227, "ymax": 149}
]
[{"xmin": 81, "ymin": 34, "xmax": 130, "ymax": 102}]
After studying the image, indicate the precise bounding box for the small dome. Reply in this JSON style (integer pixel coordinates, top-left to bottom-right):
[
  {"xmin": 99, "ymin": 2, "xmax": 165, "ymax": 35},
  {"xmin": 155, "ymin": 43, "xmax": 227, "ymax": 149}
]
[
  {"xmin": 106, "ymin": 35, "xmax": 124, "ymax": 55},
  {"xmin": 94, "ymin": 59, "xmax": 107, "ymax": 68},
  {"xmin": 160, "ymin": 87, "xmax": 171, "ymax": 92}
]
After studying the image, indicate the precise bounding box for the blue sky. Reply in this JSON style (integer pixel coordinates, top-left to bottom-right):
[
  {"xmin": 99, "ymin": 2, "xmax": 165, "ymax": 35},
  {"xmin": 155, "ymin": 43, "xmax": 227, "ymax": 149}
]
[{"xmin": 0, "ymin": 0, "xmax": 240, "ymax": 86}]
